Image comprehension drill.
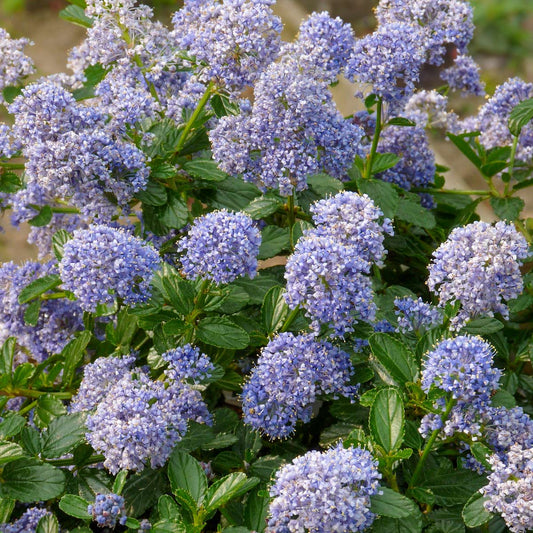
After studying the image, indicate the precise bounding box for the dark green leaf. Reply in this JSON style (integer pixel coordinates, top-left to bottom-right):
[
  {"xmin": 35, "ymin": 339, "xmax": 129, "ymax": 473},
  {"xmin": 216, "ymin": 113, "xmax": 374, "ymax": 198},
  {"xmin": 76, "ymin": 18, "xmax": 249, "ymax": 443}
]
[
  {"xmin": 158, "ymin": 494, "xmax": 183, "ymax": 521},
  {"xmin": 18, "ymin": 275, "xmax": 62, "ymax": 304},
  {"xmin": 490, "ymin": 196, "xmax": 524, "ymax": 221},
  {"xmin": 0, "ymin": 172, "xmax": 22, "ymax": 194},
  {"xmin": 52, "ymin": 230, "xmax": 72, "ymax": 261},
  {"xmin": 0, "ymin": 415, "xmax": 25, "ymax": 439},
  {"xmin": 160, "ymin": 193, "xmax": 189, "ymax": 229},
  {"xmin": 183, "ymin": 159, "xmax": 228, "ymax": 182},
  {"xmin": 196, "ymin": 317, "xmax": 249, "ymax": 349},
  {"xmin": 1, "ymin": 459, "xmax": 65, "ymax": 501},
  {"xmin": 371, "ymin": 488, "xmax": 419, "ymax": 518},
  {"xmin": 244, "ymin": 487, "xmax": 269, "ymax": 533},
  {"xmin": 258, "ymin": 226, "xmax": 290, "ymax": 260},
  {"xmin": 387, "ymin": 117, "xmax": 416, "ymax": 127},
  {"xmin": 369, "ymin": 388, "xmax": 404, "ymax": 452},
  {"xmin": 356, "ymin": 179, "xmax": 399, "ymax": 218},
  {"xmin": 212, "ymin": 177, "xmax": 260, "ymax": 211},
  {"xmin": 462, "ymin": 493, "xmax": 492, "ymax": 528},
  {"xmin": 369, "ymin": 333, "xmax": 419, "ymax": 385},
  {"xmin": 469, "ymin": 442, "xmax": 491, "ymax": 470},
  {"xmin": 61, "ymin": 330, "xmax": 92, "ymax": 387},
  {"xmin": 204, "ymin": 473, "xmax": 259, "ymax": 512},
  {"xmin": 41, "ymin": 413, "xmax": 87, "ymax": 459},
  {"xmin": 168, "ymin": 451, "xmax": 207, "ymax": 505},
  {"xmin": 36, "ymin": 514, "xmax": 59, "ymax": 533},
  {"xmin": 480, "ymin": 161, "xmax": 508, "ymax": 177},
  {"xmin": 123, "ymin": 468, "xmax": 167, "ymax": 516},
  {"xmin": 0, "ymin": 337, "xmax": 16, "ymax": 375},
  {"xmin": 211, "ymin": 94, "xmax": 240, "ymax": 118},
  {"xmin": 447, "ymin": 133, "xmax": 482, "ymax": 169},
  {"xmin": 508, "ymin": 97, "xmax": 533, "ymax": 136},
  {"xmin": 28, "ymin": 205, "xmax": 53, "ymax": 227},
  {"xmin": 217, "ymin": 285, "xmax": 250, "ymax": 314},
  {"xmin": 307, "ymin": 173, "xmax": 344, "ymax": 196},
  {"xmin": 34, "ymin": 395, "xmax": 67, "ymax": 430},
  {"xmin": 137, "ymin": 181, "xmax": 168, "ymax": 206},
  {"xmin": 20, "ymin": 427, "xmax": 42, "ymax": 455},
  {"xmin": 0, "ymin": 498, "xmax": 15, "ymax": 524},
  {"xmin": 59, "ymin": 5, "xmax": 93, "ymax": 27},
  {"xmin": 249, "ymin": 455, "xmax": 285, "ymax": 482},
  {"xmin": 243, "ymin": 195, "xmax": 283, "ymax": 219},
  {"xmin": 396, "ymin": 197, "xmax": 436, "ymax": 229},
  {"xmin": 419, "ymin": 469, "xmax": 486, "ymax": 506},
  {"xmin": 261, "ymin": 286, "xmax": 289, "ymax": 334},
  {"xmin": 372, "ymin": 153, "xmax": 401, "ymax": 175},
  {"xmin": 59, "ymin": 494, "xmax": 91, "ymax": 519},
  {"xmin": 235, "ymin": 275, "xmax": 280, "ymax": 305},
  {"xmin": 1, "ymin": 86, "xmax": 22, "ymax": 105},
  {"xmin": 72, "ymin": 64, "xmax": 107, "ymax": 100},
  {"xmin": 0, "ymin": 441, "xmax": 25, "ymax": 465},
  {"xmin": 462, "ymin": 317, "xmax": 503, "ymax": 335},
  {"xmin": 67, "ymin": 467, "xmax": 111, "ymax": 501}
]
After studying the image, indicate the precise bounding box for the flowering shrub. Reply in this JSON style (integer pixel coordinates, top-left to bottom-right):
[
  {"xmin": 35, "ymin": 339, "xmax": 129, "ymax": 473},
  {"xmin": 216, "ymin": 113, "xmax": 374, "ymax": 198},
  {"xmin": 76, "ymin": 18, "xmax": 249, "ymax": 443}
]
[{"xmin": 0, "ymin": 0, "xmax": 532, "ymax": 532}]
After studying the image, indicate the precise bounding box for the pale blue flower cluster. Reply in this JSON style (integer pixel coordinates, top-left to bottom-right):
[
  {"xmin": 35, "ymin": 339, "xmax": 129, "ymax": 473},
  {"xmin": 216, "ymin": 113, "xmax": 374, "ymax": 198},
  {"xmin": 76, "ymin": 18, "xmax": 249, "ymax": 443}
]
[
  {"xmin": 427, "ymin": 221, "xmax": 529, "ymax": 328},
  {"xmin": 242, "ymin": 333, "xmax": 357, "ymax": 438},
  {"xmin": 171, "ymin": 0, "xmax": 281, "ymax": 92},
  {"xmin": 86, "ymin": 368, "xmax": 211, "ymax": 473},
  {"xmin": 210, "ymin": 60, "xmax": 363, "ymax": 196},
  {"xmin": 178, "ymin": 210, "xmax": 261, "ymax": 284},
  {"xmin": 440, "ymin": 54, "xmax": 485, "ymax": 96},
  {"xmin": 0, "ymin": 508, "xmax": 49, "ymax": 533},
  {"xmin": 267, "ymin": 443, "xmax": 381, "ymax": 532},
  {"xmin": 161, "ymin": 344, "xmax": 215, "ymax": 382},
  {"xmin": 404, "ymin": 90, "xmax": 459, "ymax": 131},
  {"xmin": 88, "ymin": 493, "xmax": 128, "ymax": 528},
  {"xmin": 285, "ymin": 192, "xmax": 391, "ymax": 335},
  {"xmin": 481, "ymin": 444, "xmax": 533, "ymax": 533},
  {"xmin": 59, "ymin": 224, "xmax": 161, "ymax": 312},
  {"xmin": 394, "ymin": 297, "xmax": 443, "ymax": 333},
  {"xmin": 0, "ymin": 27, "xmax": 35, "ymax": 102},
  {"xmin": 0, "ymin": 125, "xmax": 16, "ymax": 158},
  {"xmin": 70, "ymin": 355, "xmax": 136, "ymax": 413},
  {"xmin": 0, "ymin": 260, "xmax": 83, "ymax": 363}
]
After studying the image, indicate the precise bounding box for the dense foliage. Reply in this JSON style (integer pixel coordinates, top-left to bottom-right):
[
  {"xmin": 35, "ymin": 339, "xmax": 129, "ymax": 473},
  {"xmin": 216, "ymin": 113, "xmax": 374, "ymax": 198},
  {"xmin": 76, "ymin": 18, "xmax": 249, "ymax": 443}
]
[{"xmin": 0, "ymin": 0, "xmax": 532, "ymax": 532}]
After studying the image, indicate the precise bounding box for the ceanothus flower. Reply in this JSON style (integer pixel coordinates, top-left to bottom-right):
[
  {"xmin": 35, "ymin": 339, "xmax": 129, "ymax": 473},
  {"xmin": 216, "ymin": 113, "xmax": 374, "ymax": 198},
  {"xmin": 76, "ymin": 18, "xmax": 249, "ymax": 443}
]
[
  {"xmin": 88, "ymin": 493, "xmax": 127, "ymax": 528},
  {"xmin": 178, "ymin": 210, "xmax": 261, "ymax": 284},
  {"xmin": 0, "ymin": 28, "xmax": 35, "ymax": 102},
  {"xmin": 210, "ymin": 60, "xmax": 364, "ymax": 196},
  {"xmin": 171, "ymin": 0, "xmax": 282, "ymax": 92},
  {"xmin": 161, "ymin": 344, "xmax": 215, "ymax": 383},
  {"xmin": 421, "ymin": 335, "xmax": 501, "ymax": 404},
  {"xmin": 427, "ymin": 221, "xmax": 529, "ymax": 328},
  {"xmin": 404, "ymin": 90, "xmax": 459, "ymax": 131},
  {"xmin": 440, "ymin": 54, "xmax": 485, "ymax": 96},
  {"xmin": 394, "ymin": 297, "xmax": 443, "ymax": 333},
  {"xmin": 481, "ymin": 444, "xmax": 533, "ymax": 533},
  {"xmin": 59, "ymin": 224, "xmax": 161, "ymax": 312},
  {"xmin": 70, "ymin": 354, "xmax": 136, "ymax": 412},
  {"xmin": 0, "ymin": 124, "xmax": 17, "ymax": 158},
  {"xmin": 242, "ymin": 333, "xmax": 357, "ymax": 439},
  {"xmin": 267, "ymin": 443, "xmax": 381, "ymax": 532},
  {"xmin": 310, "ymin": 191, "xmax": 393, "ymax": 265},
  {"xmin": 86, "ymin": 368, "xmax": 211, "ymax": 473},
  {"xmin": 0, "ymin": 508, "xmax": 50, "ymax": 533}
]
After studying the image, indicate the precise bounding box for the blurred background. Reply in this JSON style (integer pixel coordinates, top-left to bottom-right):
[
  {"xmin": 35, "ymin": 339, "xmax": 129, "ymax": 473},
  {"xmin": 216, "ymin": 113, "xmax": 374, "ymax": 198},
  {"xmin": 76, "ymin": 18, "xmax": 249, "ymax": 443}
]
[{"xmin": 1, "ymin": 0, "xmax": 532, "ymax": 261}]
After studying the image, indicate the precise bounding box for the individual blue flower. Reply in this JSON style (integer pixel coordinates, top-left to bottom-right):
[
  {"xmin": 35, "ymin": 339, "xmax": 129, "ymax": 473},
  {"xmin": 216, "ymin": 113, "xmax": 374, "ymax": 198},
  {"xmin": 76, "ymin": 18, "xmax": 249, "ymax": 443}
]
[
  {"xmin": 310, "ymin": 191, "xmax": 393, "ymax": 265},
  {"xmin": 70, "ymin": 354, "xmax": 136, "ymax": 412},
  {"xmin": 440, "ymin": 54, "xmax": 485, "ymax": 96},
  {"xmin": 88, "ymin": 493, "xmax": 127, "ymax": 528},
  {"xmin": 242, "ymin": 333, "xmax": 357, "ymax": 439},
  {"xmin": 178, "ymin": 210, "xmax": 261, "ymax": 284},
  {"xmin": 59, "ymin": 224, "xmax": 161, "ymax": 312},
  {"xmin": 481, "ymin": 444, "xmax": 533, "ymax": 533},
  {"xmin": 86, "ymin": 369, "xmax": 211, "ymax": 473},
  {"xmin": 0, "ymin": 508, "xmax": 49, "ymax": 533},
  {"xmin": 427, "ymin": 221, "xmax": 529, "ymax": 329},
  {"xmin": 162, "ymin": 344, "xmax": 215, "ymax": 383},
  {"xmin": 267, "ymin": 443, "xmax": 381, "ymax": 532},
  {"xmin": 421, "ymin": 335, "xmax": 501, "ymax": 404},
  {"xmin": 171, "ymin": 0, "xmax": 282, "ymax": 92},
  {"xmin": 394, "ymin": 297, "xmax": 443, "ymax": 333},
  {"xmin": 284, "ymin": 233, "xmax": 376, "ymax": 336},
  {"xmin": 210, "ymin": 61, "xmax": 363, "ymax": 196}
]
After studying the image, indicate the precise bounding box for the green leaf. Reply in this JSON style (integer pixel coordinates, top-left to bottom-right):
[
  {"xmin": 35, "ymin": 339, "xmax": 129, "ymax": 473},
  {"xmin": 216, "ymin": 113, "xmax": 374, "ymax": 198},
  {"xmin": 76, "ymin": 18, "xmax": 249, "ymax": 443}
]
[
  {"xmin": 41, "ymin": 413, "xmax": 87, "ymax": 459},
  {"xmin": 0, "ymin": 459, "xmax": 65, "ymax": 501},
  {"xmin": 113, "ymin": 470, "xmax": 129, "ymax": 495},
  {"xmin": 462, "ymin": 317, "xmax": 503, "ymax": 335},
  {"xmin": 158, "ymin": 494, "xmax": 183, "ymax": 521},
  {"xmin": 183, "ymin": 159, "xmax": 228, "ymax": 182},
  {"xmin": 462, "ymin": 492, "xmax": 492, "ymax": 528},
  {"xmin": 212, "ymin": 178, "xmax": 261, "ymax": 211},
  {"xmin": 244, "ymin": 487, "xmax": 269, "ymax": 533},
  {"xmin": 28, "ymin": 205, "xmax": 53, "ymax": 227},
  {"xmin": 23, "ymin": 299, "xmax": 41, "ymax": 326},
  {"xmin": 372, "ymin": 153, "xmax": 401, "ymax": 175},
  {"xmin": 480, "ymin": 161, "xmax": 508, "ymax": 177},
  {"xmin": 196, "ymin": 317, "xmax": 249, "ymax": 349},
  {"xmin": 249, "ymin": 455, "xmax": 285, "ymax": 482},
  {"xmin": 67, "ymin": 467, "xmax": 111, "ymax": 501},
  {"xmin": 59, "ymin": 494, "xmax": 92, "ymax": 519},
  {"xmin": 204, "ymin": 473, "xmax": 259, "ymax": 512},
  {"xmin": 52, "ymin": 229, "xmax": 73, "ymax": 261},
  {"xmin": 243, "ymin": 195, "xmax": 283, "ymax": 219},
  {"xmin": 469, "ymin": 442, "xmax": 491, "ymax": 470},
  {"xmin": 2, "ymin": 86, "xmax": 23, "ymax": 104},
  {"xmin": 396, "ymin": 198, "xmax": 436, "ymax": 229},
  {"xmin": 387, "ymin": 117, "xmax": 416, "ymax": 127},
  {"xmin": 34, "ymin": 395, "xmax": 67, "ymax": 430},
  {"xmin": 419, "ymin": 469, "xmax": 487, "ymax": 506},
  {"xmin": 447, "ymin": 133, "xmax": 482, "ymax": 169},
  {"xmin": 235, "ymin": 275, "xmax": 280, "ymax": 305},
  {"xmin": 161, "ymin": 276, "xmax": 196, "ymax": 317},
  {"xmin": 258, "ymin": 226, "xmax": 290, "ymax": 260},
  {"xmin": 0, "ymin": 441, "xmax": 25, "ymax": 465},
  {"xmin": 123, "ymin": 468, "xmax": 167, "ymax": 516},
  {"xmin": 20, "ymin": 427, "xmax": 42, "ymax": 455},
  {"xmin": 369, "ymin": 388, "xmax": 404, "ymax": 452},
  {"xmin": 371, "ymin": 488, "xmax": 419, "ymax": 518},
  {"xmin": 210, "ymin": 94, "xmax": 240, "ymax": 118},
  {"xmin": 160, "ymin": 193, "xmax": 189, "ymax": 229},
  {"xmin": 490, "ymin": 196, "xmax": 524, "ymax": 221},
  {"xmin": 0, "ymin": 498, "xmax": 15, "ymax": 524},
  {"xmin": 356, "ymin": 179, "xmax": 399, "ymax": 218},
  {"xmin": 261, "ymin": 286, "xmax": 289, "ymax": 334},
  {"xmin": 71, "ymin": 63, "xmax": 107, "ymax": 100},
  {"xmin": 0, "ymin": 337, "xmax": 16, "ymax": 375},
  {"xmin": 372, "ymin": 514, "xmax": 423, "ymax": 533},
  {"xmin": 0, "ymin": 415, "xmax": 25, "ymax": 439},
  {"xmin": 36, "ymin": 514, "xmax": 59, "ymax": 533},
  {"xmin": 59, "ymin": 4, "xmax": 93, "ymax": 27},
  {"xmin": 369, "ymin": 333, "xmax": 419, "ymax": 385},
  {"xmin": 18, "ymin": 275, "xmax": 62, "ymax": 304},
  {"xmin": 307, "ymin": 173, "xmax": 344, "ymax": 196},
  {"xmin": 168, "ymin": 451, "xmax": 208, "ymax": 505},
  {"xmin": 61, "ymin": 331, "xmax": 92, "ymax": 387},
  {"xmin": 137, "ymin": 180, "xmax": 168, "ymax": 206},
  {"xmin": 0, "ymin": 172, "xmax": 22, "ymax": 194},
  {"xmin": 508, "ymin": 97, "xmax": 533, "ymax": 136}
]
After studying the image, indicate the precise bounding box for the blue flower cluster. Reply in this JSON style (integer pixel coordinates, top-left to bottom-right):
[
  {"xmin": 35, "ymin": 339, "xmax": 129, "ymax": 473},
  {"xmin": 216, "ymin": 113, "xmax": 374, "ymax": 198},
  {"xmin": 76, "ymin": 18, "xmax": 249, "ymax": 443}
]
[
  {"xmin": 0, "ymin": 508, "xmax": 49, "ymax": 533},
  {"xmin": 285, "ymin": 192, "xmax": 392, "ymax": 335},
  {"xmin": 241, "ymin": 333, "xmax": 357, "ymax": 438},
  {"xmin": 88, "ymin": 493, "xmax": 128, "ymax": 528},
  {"xmin": 178, "ymin": 210, "xmax": 261, "ymax": 284},
  {"xmin": 404, "ymin": 90, "xmax": 459, "ymax": 131},
  {"xmin": 171, "ymin": 0, "xmax": 281, "ymax": 92},
  {"xmin": 394, "ymin": 297, "xmax": 443, "ymax": 333},
  {"xmin": 210, "ymin": 61, "xmax": 363, "ymax": 196},
  {"xmin": 267, "ymin": 443, "xmax": 381, "ymax": 532},
  {"xmin": 0, "ymin": 260, "xmax": 83, "ymax": 363},
  {"xmin": 427, "ymin": 221, "xmax": 529, "ymax": 328},
  {"xmin": 59, "ymin": 225, "xmax": 161, "ymax": 312},
  {"xmin": 162, "ymin": 344, "xmax": 215, "ymax": 383},
  {"xmin": 440, "ymin": 54, "xmax": 485, "ymax": 96}
]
